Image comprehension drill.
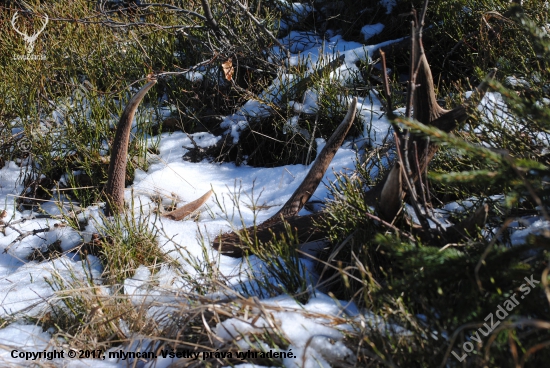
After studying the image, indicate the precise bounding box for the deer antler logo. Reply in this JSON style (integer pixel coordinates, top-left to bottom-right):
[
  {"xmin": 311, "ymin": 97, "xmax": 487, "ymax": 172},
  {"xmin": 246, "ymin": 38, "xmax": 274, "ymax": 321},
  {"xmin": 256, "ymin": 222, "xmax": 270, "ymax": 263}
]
[{"xmin": 11, "ymin": 12, "xmax": 48, "ymax": 55}]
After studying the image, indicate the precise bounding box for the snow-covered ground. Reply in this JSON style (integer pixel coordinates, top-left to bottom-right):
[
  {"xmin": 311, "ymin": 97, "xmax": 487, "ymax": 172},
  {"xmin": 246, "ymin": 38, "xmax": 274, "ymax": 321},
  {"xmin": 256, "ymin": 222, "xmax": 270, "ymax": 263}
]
[
  {"xmin": 1, "ymin": 1, "xmax": 548, "ymax": 367},
  {"xmin": 0, "ymin": 5, "xmax": 398, "ymax": 366}
]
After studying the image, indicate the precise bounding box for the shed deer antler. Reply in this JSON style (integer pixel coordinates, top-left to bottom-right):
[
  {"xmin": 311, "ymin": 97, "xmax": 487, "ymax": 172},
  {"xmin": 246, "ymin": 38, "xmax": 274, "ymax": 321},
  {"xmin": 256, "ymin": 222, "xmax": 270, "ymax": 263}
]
[
  {"xmin": 372, "ymin": 0, "xmax": 495, "ymax": 244},
  {"xmin": 11, "ymin": 12, "xmax": 48, "ymax": 54},
  {"xmin": 104, "ymin": 78, "xmax": 212, "ymax": 219},
  {"xmin": 213, "ymin": 98, "xmax": 358, "ymax": 256},
  {"xmin": 104, "ymin": 79, "xmax": 157, "ymax": 216},
  {"xmin": 163, "ymin": 190, "xmax": 213, "ymax": 221},
  {"xmin": 267, "ymin": 97, "xmax": 358, "ymax": 222}
]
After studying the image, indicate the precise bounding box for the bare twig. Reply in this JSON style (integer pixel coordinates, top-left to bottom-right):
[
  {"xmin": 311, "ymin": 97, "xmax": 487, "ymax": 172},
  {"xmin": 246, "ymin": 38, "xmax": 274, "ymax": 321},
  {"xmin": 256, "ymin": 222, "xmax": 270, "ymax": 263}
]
[
  {"xmin": 379, "ymin": 50, "xmax": 394, "ymax": 117},
  {"xmin": 395, "ymin": 134, "xmax": 433, "ymax": 236},
  {"xmin": 379, "ymin": 49, "xmax": 401, "ymax": 140},
  {"xmin": 413, "ymin": 142, "xmax": 428, "ymax": 209},
  {"xmin": 232, "ymin": 0, "xmax": 290, "ymax": 60},
  {"xmin": 362, "ymin": 209, "xmax": 416, "ymax": 242},
  {"xmin": 3, "ymin": 225, "xmax": 54, "ymax": 254},
  {"xmin": 200, "ymin": 0, "xmax": 228, "ymax": 44}
]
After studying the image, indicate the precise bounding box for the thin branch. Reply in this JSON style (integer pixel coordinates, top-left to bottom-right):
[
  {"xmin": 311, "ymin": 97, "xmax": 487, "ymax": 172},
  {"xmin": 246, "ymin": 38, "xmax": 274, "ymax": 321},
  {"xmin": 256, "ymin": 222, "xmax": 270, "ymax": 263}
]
[
  {"xmin": 395, "ymin": 134, "xmax": 433, "ymax": 236},
  {"xmin": 200, "ymin": 0, "xmax": 228, "ymax": 44},
  {"xmin": 413, "ymin": 141, "xmax": 445, "ymax": 232},
  {"xmin": 380, "ymin": 49, "xmax": 402, "ymax": 140},
  {"xmin": 405, "ymin": 20, "xmax": 416, "ymax": 120},
  {"xmin": 362, "ymin": 208, "xmax": 416, "ymax": 242},
  {"xmin": 413, "ymin": 142, "xmax": 428, "ymax": 209},
  {"xmin": 232, "ymin": 0, "xmax": 290, "ymax": 59},
  {"xmin": 379, "ymin": 50, "xmax": 394, "ymax": 117},
  {"xmin": 419, "ymin": 0, "xmax": 429, "ymax": 28},
  {"xmin": 3, "ymin": 226, "xmax": 53, "ymax": 254}
]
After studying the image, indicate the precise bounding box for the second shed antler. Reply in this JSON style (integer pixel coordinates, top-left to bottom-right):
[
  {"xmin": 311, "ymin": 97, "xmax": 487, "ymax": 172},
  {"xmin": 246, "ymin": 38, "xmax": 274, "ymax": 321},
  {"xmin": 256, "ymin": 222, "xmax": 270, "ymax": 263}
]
[
  {"xmin": 268, "ymin": 98, "xmax": 358, "ymax": 222},
  {"xmin": 372, "ymin": 0, "xmax": 495, "ymax": 243},
  {"xmin": 214, "ymin": 98, "xmax": 358, "ymax": 257}
]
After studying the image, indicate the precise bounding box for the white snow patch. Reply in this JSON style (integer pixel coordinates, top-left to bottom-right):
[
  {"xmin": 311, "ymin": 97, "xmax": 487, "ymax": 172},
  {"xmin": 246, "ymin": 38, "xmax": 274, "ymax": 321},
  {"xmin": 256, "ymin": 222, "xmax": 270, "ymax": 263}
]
[
  {"xmin": 510, "ymin": 219, "xmax": 550, "ymax": 246},
  {"xmin": 361, "ymin": 23, "xmax": 385, "ymax": 41},
  {"xmin": 380, "ymin": 0, "xmax": 397, "ymax": 14}
]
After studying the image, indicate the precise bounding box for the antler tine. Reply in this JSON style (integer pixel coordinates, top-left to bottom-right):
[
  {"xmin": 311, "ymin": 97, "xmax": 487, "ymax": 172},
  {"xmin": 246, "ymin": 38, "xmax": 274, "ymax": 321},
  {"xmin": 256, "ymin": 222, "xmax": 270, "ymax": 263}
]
[
  {"xmin": 267, "ymin": 97, "xmax": 358, "ymax": 222},
  {"xmin": 11, "ymin": 12, "xmax": 28, "ymax": 38},
  {"xmin": 37, "ymin": 14, "xmax": 48, "ymax": 34}
]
